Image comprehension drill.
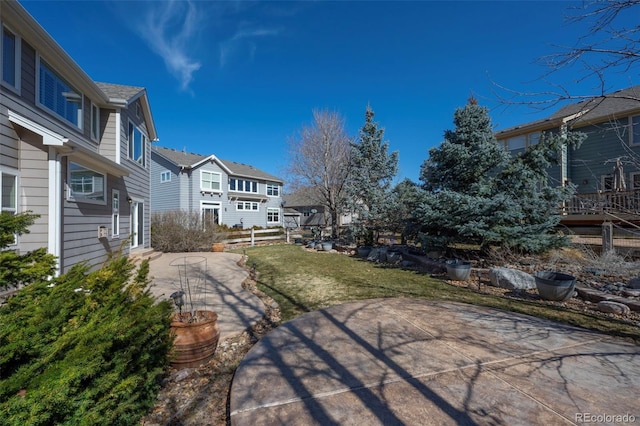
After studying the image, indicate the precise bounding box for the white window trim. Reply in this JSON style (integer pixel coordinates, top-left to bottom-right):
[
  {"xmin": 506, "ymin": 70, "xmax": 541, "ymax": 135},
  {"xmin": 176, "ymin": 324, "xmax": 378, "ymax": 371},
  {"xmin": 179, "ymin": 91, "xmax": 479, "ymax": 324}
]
[
  {"xmin": 36, "ymin": 55, "xmax": 83, "ymax": 130},
  {"xmin": 160, "ymin": 170, "xmax": 171, "ymax": 183},
  {"xmin": 127, "ymin": 120, "xmax": 147, "ymax": 168},
  {"xmin": 112, "ymin": 189, "xmax": 120, "ymax": 238},
  {"xmin": 1, "ymin": 168, "xmax": 19, "ymax": 247},
  {"xmin": 236, "ymin": 201, "xmax": 259, "ymax": 211},
  {"xmin": 630, "ymin": 115, "xmax": 640, "ymax": 147},
  {"xmin": 201, "ymin": 201, "xmax": 222, "ymax": 228},
  {"xmin": 630, "ymin": 172, "xmax": 640, "ymax": 189},
  {"xmin": 229, "ymin": 177, "xmax": 258, "ymax": 193},
  {"xmin": 67, "ymin": 161, "xmax": 107, "ymax": 205},
  {"xmin": 266, "ymin": 183, "xmax": 280, "ymax": 197},
  {"xmin": 90, "ymin": 102, "xmax": 100, "ymax": 142},
  {"xmin": 1, "ymin": 24, "xmax": 21, "ymax": 94},
  {"xmin": 200, "ymin": 170, "xmax": 222, "ymax": 193},
  {"xmin": 267, "ymin": 207, "xmax": 281, "ymax": 224}
]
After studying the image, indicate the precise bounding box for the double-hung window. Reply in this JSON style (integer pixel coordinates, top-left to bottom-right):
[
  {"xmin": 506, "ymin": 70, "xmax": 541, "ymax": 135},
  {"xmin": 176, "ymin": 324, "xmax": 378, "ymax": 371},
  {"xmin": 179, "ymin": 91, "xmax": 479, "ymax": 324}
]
[
  {"xmin": 68, "ymin": 162, "xmax": 105, "ymax": 204},
  {"xmin": 112, "ymin": 190, "xmax": 120, "ymax": 238},
  {"xmin": 2, "ymin": 26, "xmax": 20, "ymax": 92},
  {"xmin": 267, "ymin": 208, "xmax": 280, "ymax": 224},
  {"xmin": 266, "ymin": 183, "xmax": 279, "ymax": 196},
  {"xmin": 1, "ymin": 171, "xmax": 18, "ymax": 245},
  {"xmin": 201, "ymin": 171, "xmax": 221, "ymax": 192},
  {"xmin": 91, "ymin": 103, "xmax": 100, "ymax": 141},
  {"xmin": 38, "ymin": 58, "xmax": 82, "ymax": 128},
  {"xmin": 128, "ymin": 122, "xmax": 146, "ymax": 166}
]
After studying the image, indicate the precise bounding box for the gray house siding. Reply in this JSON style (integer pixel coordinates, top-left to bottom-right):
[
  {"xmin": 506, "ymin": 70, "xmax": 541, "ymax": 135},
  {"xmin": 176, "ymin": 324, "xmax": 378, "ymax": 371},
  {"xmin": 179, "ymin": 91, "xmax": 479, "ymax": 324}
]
[
  {"xmin": 150, "ymin": 154, "xmax": 182, "ymax": 212},
  {"xmin": 149, "ymin": 147, "xmax": 284, "ymax": 229},
  {"xmin": 2, "ymin": 1, "xmax": 157, "ymax": 274}
]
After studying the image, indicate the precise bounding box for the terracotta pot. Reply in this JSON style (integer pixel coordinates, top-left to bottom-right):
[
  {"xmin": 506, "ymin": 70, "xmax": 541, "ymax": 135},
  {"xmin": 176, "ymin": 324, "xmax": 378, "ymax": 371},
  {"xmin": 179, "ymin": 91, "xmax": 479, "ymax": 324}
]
[
  {"xmin": 170, "ymin": 310, "xmax": 220, "ymax": 369},
  {"xmin": 212, "ymin": 242, "xmax": 225, "ymax": 252}
]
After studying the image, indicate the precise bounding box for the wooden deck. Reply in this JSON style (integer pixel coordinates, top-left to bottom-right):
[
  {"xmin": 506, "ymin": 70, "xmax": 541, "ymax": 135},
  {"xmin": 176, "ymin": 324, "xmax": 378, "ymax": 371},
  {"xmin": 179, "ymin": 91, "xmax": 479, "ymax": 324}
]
[{"xmin": 561, "ymin": 190, "xmax": 640, "ymax": 225}]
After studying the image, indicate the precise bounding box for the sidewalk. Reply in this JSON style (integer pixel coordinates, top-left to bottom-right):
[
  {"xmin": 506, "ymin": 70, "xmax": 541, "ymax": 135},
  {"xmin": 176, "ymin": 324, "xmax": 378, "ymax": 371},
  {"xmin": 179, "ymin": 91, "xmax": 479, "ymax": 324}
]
[
  {"xmin": 230, "ymin": 299, "xmax": 640, "ymax": 425},
  {"xmin": 147, "ymin": 252, "xmax": 265, "ymax": 340}
]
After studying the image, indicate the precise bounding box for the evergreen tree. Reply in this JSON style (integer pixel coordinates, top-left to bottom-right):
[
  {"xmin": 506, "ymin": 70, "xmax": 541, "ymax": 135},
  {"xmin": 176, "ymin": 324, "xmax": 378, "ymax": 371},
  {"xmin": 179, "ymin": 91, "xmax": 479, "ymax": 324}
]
[
  {"xmin": 388, "ymin": 178, "xmax": 424, "ymax": 244},
  {"xmin": 418, "ymin": 98, "xmax": 584, "ymax": 254},
  {"xmin": 0, "ymin": 212, "xmax": 56, "ymax": 289},
  {"xmin": 346, "ymin": 105, "xmax": 399, "ymax": 244}
]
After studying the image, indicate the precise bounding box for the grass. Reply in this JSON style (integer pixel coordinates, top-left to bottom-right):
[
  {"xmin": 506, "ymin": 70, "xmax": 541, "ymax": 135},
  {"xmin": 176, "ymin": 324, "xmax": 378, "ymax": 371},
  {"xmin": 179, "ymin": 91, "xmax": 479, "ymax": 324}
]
[{"xmin": 243, "ymin": 244, "xmax": 640, "ymax": 344}]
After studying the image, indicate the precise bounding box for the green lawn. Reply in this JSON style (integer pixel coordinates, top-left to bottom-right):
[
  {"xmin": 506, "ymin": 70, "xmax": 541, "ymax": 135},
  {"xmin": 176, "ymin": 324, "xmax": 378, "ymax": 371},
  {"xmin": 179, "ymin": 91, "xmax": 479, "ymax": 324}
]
[{"xmin": 244, "ymin": 244, "xmax": 640, "ymax": 343}]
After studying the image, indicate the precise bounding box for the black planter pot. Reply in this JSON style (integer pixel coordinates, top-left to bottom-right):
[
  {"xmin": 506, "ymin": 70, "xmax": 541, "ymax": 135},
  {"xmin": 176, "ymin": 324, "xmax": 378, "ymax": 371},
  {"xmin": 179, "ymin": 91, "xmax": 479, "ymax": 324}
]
[{"xmin": 534, "ymin": 271, "xmax": 576, "ymax": 301}]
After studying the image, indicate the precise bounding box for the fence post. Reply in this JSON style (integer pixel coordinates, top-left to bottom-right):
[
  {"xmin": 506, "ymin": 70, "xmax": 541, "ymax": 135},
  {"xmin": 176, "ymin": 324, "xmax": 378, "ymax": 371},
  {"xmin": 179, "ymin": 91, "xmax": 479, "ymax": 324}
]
[
  {"xmin": 602, "ymin": 222, "xmax": 614, "ymax": 254},
  {"xmin": 251, "ymin": 228, "xmax": 255, "ymax": 247}
]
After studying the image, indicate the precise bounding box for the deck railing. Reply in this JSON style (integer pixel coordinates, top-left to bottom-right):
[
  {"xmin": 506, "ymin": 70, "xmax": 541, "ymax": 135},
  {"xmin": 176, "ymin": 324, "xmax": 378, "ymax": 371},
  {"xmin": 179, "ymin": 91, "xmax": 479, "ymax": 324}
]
[{"xmin": 565, "ymin": 190, "xmax": 640, "ymax": 215}]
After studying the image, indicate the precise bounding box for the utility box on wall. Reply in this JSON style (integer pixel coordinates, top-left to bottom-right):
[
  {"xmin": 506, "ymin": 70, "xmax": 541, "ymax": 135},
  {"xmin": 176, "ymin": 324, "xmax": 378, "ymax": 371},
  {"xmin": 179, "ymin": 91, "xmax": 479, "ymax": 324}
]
[{"xmin": 98, "ymin": 226, "xmax": 109, "ymax": 239}]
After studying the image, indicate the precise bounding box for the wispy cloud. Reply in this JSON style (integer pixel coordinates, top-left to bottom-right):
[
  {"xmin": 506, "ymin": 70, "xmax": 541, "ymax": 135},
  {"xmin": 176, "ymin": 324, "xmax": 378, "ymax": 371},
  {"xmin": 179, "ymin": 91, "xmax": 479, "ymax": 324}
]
[
  {"xmin": 219, "ymin": 26, "xmax": 280, "ymax": 69},
  {"xmin": 138, "ymin": 0, "xmax": 202, "ymax": 92}
]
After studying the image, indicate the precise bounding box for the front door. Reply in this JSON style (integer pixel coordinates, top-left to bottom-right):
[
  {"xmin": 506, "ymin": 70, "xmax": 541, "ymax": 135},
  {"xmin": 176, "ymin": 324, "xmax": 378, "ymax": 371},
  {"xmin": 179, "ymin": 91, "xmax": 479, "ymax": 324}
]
[{"xmin": 131, "ymin": 200, "xmax": 144, "ymax": 248}]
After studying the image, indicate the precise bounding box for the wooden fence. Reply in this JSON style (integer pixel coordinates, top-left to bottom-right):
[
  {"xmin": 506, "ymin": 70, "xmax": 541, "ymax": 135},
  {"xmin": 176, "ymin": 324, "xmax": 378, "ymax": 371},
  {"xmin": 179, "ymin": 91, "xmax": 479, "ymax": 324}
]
[{"xmin": 223, "ymin": 228, "xmax": 286, "ymax": 246}]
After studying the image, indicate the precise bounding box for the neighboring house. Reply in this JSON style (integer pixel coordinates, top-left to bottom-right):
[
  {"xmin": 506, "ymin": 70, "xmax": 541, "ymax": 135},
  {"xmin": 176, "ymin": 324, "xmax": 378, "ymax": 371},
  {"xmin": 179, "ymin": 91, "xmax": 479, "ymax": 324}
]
[
  {"xmin": 282, "ymin": 189, "xmax": 353, "ymax": 231},
  {"xmin": 1, "ymin": 0, "xmax": 156, "ymax": 274},
  {"xmin": 496, "ymin": 85, "xmax": 640, "ymax": 195},
  {"xmin": 150, "ymin": 146, "xmax": 284, "ymax": 229},
  {"xmin": 495, "ymin": 85, "xmax": 640, "ymax": 225}
]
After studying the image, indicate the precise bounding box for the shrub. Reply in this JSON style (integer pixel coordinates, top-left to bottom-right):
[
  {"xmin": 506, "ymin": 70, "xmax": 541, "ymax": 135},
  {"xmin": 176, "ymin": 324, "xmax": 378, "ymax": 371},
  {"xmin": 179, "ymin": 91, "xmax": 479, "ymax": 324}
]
[
  {"xmin": 0, "ymin": 255, "xmax": 173, "ymax": 425},
  {"xmin": 151, "ymin": 210, "xmax": 226, "ymax": 252}
]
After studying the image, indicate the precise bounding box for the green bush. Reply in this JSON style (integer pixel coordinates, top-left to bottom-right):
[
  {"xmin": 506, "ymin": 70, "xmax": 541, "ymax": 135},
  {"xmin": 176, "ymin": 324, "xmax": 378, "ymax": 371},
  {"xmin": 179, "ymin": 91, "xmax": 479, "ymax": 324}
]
[{"xmin": 0, "ymin": 255, "xmax": 173, "ymax": 425}]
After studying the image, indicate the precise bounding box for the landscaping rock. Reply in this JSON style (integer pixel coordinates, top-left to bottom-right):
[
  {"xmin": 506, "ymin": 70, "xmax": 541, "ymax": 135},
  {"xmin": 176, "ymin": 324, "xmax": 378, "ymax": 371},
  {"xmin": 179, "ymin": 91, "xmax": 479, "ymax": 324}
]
[
  {"xmin": 488, "ymin": 267, "xmax": 536, "ymax": 290},
  {"xmin": 628, "ymin": 277, "xmax": 640, "ymax": 289},
  {"xmin": 596, "ymin": 301, "xmax": 631, "ymax": 316}
]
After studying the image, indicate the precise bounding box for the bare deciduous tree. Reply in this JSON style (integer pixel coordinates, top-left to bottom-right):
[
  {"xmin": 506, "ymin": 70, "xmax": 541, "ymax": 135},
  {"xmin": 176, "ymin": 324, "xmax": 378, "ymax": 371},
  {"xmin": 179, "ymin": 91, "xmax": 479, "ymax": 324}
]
[
  {"xmin": 495, "ymin": 0, "xmax": 640, "ymax": 108},
  {"xmin": 285, "ymin": 109, "xmax": 352, "ymax": 238}
]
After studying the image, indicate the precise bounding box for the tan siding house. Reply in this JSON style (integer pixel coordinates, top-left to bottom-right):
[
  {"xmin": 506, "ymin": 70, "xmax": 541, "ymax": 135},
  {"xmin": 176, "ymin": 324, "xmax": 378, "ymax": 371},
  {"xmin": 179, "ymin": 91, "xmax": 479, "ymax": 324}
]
[{"xmin": 1, "ymin": 0, "xmax": 157, "ymax": 273}]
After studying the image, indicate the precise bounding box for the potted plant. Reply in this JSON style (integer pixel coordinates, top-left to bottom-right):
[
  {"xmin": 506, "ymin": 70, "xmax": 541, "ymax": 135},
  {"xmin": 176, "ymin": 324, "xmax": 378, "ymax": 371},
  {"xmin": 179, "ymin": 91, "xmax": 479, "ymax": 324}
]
[
  {"xmin": 168, "ymin": 256, "xmax": 220, "ymax": 368},
  {"xmin": 210, "ymin": 224, "xmax": 227, "ymax": 252}
]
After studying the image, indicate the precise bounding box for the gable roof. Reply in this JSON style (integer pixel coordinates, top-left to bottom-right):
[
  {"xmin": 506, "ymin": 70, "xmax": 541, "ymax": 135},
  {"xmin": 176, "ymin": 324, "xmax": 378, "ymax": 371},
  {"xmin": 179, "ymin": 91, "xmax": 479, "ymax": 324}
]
[
  {"xmin": 496, "ymin": 85, "xmax": 640, "ymax": 138},
  {"xmin": 96, "ymin": 82, "xmax": 158, "ymax": 141},
  {"xmin": 152, "ymin": 146, "xmax": 283, "ymax": 182}
]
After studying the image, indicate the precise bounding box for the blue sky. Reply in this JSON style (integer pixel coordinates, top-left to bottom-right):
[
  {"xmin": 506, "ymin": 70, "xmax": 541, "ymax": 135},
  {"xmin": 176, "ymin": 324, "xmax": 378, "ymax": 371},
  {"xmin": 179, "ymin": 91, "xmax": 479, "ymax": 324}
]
[{"xmin": 20, "ymin": 0, "xmax": 638, "ymax": 185}]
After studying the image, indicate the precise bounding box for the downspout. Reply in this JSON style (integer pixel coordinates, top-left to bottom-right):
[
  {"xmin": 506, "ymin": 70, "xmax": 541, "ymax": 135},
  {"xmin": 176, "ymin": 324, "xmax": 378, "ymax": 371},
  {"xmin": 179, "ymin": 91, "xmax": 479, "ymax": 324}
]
[{"xmin": 49, "ymin": 146, "xmax": 76, "ymax": 276}]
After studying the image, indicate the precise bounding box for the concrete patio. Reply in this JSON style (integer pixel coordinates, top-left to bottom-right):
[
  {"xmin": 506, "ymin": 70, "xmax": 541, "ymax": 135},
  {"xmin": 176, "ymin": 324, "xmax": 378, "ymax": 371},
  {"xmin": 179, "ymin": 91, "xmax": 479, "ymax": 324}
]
[{"xmin": 230, "ymin": 299, "xmax": 640, "ymax": 425}]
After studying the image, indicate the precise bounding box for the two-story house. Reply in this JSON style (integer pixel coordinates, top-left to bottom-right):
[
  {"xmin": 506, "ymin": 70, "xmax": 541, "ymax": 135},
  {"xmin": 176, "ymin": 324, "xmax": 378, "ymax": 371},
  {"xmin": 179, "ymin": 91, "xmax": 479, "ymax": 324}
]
[
  {"xmin": 495, "ymin": 85, "xmax": 640, "ymax": 224},
  {"xmin": 150, "ymin": 146, "xmax": 284, "ymax": 229},
  {"xmin": 1, "ymin": 0, "xmax": 156, "ymax": 273}
]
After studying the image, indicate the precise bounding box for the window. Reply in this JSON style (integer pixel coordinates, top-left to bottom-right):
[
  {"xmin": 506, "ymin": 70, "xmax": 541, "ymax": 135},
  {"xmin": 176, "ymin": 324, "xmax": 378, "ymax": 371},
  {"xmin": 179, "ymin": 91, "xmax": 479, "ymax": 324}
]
[
  {"xmin": 38, "ymin": 59, "xmax": 82, "ymax": 128},
  {"xmin": 267, "ymin": 208, "xmax": 280, "ymax": 223},
  {"xmin": 112, "ymin": 190, "xmax": 120, "ymax": 238},
  {"xmin": 2, "ymin": 26, "xmax": 20, "ymax": 91},
  {"xmin": 68, "ymin": 162, "xmax": 105, "ymax": 204},
  {"xmin": 1, "ymin": 171, "xmax": 18, "ymax": 245},
  {"xmin": 631, "ymin": 115, "xmax": 640, "ymax": 146},
  {"xmin": 91, "ymin": 103, "xmax": 100, "ymax": 141},
  {"xmin": 128, "ymin": 122, "xmax": 146, "ymax": 166},
  {"xmin": 631, "ymin": 172, "xmax": 640, "ymax": 189},
  {"xmin": 236, "ymin": 201, "xmax": 259, "ymax": 211},
  {"xmin": 229, "ymin": 178, "xmax": 257, "ymax": 193},
  {"xmin": 528, "ymin": 132, "xmax": 540, "ymax": 146},
  {"xmin": 160, "ymin": 170, "xmax": 171, "ymax": 183},
  {"xmin": 601, "ymin": 175, "xmax": 614, "ymax": 192},
  {"xmin": 201, "ymin": 170, "xmax": 221, "ymax": 192},
  {"xmin": 266, "ymin": 183, "xmax": 280, "ymax": 197},
  {"xmin": 507, "ymin": 135, "xmax": 526, "ymax": 151}
]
